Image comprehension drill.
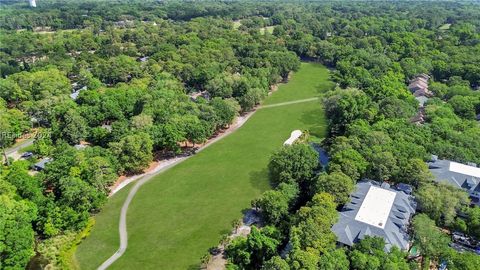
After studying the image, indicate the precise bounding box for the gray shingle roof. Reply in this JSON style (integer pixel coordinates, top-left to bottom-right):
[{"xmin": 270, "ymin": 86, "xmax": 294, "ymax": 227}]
[
  {"xmin": 331, "ymin": 180, "xmax": 416, "ymax": 251},
  {"xmin": 428, "ymin": 159, "xmax": 480, "ymax": 199},
  {"xmin": 33, "ymin": 157, "xmax": 53, "ymax": 171},
  {"xmin": 415, "ymin": 96, "xmax": 429, "ymax": 107},
  {"xmin": 70, "ymin": 86, "xmax": 87, "ymax": 100}
]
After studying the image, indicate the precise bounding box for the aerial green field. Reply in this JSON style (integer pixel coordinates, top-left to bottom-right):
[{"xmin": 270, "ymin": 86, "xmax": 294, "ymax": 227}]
[{"xmin": 74, "ymin": 62, "xmax": 334, "ymax": 270}]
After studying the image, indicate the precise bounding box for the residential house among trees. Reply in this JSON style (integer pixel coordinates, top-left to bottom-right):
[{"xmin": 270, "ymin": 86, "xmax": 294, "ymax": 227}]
[
  {"xmin": 409, "ymin": 74, "xmax": 433, "ymax": 125},
  {"xmin": 331, "ymin": 180, "xmax": 417, "ymax": 251},
  {"xmin": 33, "ymin": 157, "xmax": 53, "ymax": 171},
  {"xmin": 408, "ymin": 74, "xmax": 433, "ymax": 97},
  {"xmin": 428, "ymin": 157, "xmax": 480, "ymax": 205}
]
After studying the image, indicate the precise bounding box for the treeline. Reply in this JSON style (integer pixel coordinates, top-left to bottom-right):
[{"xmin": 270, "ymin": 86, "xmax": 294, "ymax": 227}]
[
  {"xmin": 0, "ymin": 0, "xmax": 275, "ymax": 30},
  {"xmin": 0, "ymin": 17, "xmax": 299, "ymax": 88},
  {"xmin": 2, "ymin": 1, "xmax": 479, "ymax": 33},
  {"xmin": 0, "ymin": 16, "xmax": 301, "ymax": 149}
]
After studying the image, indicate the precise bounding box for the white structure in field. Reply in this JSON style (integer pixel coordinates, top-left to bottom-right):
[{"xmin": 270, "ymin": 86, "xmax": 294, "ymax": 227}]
[
  {"xmin": 354, "ymin": 186, "xmax": 396, "ymax": 229},
  {"xmin": 283, "ymin": 130, "xmax": 302, "ymax": 146},
  {"xmin": 29, "ymin": 0, "xmax": 37, "ymax": 7}
]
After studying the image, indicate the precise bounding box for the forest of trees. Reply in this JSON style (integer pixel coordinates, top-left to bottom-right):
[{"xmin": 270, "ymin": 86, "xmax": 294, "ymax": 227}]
[
  {"xmin": 222, "ymin": 1, "xmax": 480, "ymax": 269},
  {"xmin": 1, "ymin": 0, "xmax": 480, "ymax": 269},
  {"xmin": 0, "ymin": 1, "xmax": 303, "ymax": 268}
]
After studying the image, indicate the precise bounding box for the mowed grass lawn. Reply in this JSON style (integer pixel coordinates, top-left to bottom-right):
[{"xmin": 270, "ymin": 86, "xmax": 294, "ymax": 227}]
[{"xmin": 74, "ymin": 62, "xmax": 334, "ymax": 269}]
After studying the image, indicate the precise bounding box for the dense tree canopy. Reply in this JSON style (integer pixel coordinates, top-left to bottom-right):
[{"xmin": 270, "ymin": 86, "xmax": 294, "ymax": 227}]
[
  {"xmin": 289, "ymin": 192, "xmax": 338, "ymax": 253},
  {"xmin": 226, "ymin": 226, "xmax": 282, "ymax": 270},
  {"xmin": 416, "ymin": 183, "xmax": 470, "ymax": 227},
  {"xmin": 1, "ymin": 0, "xmax": 480, "ymax": 269},
  {"xmin": 412, "ymin": 214, "xmax": 451, "ymax": 259},
  {"xmin": 268, "ymin": 144, "xmax": 319, "ymax": 189},
  {"xmin": 0, "ymin": 179, "xmax": 37, "ymax": 269},
  {"xmin": 313, "ymin": 172, "xmax": 354, "ymax": 205},
  {"xmin": 349, "ymin": 236, "xmax": 411, "ymax": 270}
]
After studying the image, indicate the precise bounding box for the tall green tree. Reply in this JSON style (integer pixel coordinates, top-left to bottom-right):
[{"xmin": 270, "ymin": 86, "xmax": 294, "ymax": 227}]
[
  {"xmin": 324, "ymin": 88, "xmax": 377, "ymax": 135},
  {"xmin": 0, "ymin": 179, "xmax": 37, "ymax": 270},
  {"xmin": 226, "ymin": 226, "xmax": 281, "ymax": 270},
  {"xmin": 318, "ymin": 248, "xmax": 349, "ymax": 270},
  {"xmin": 268, "ymin": 144, "xmax": 319, "ymax": 188},
  {"xmin": 313, "ymin": 172, "xmax": 355, "ymax": 205},
  {"xmin": 211, "ymin": 97, "xmax": 240, "ymax": 128},
  {"xmin": 328, "ymin": 148, "xmax": 367, "ymax": 181},
  {"xmin": 252, "ymin": 182, "xmax": 299, "ymax": 225},
  {"xmin": 109, "ymin": 132, "xmax": 153, "ymax": 174},
  {"xmin": 290, "ymin": 193, "xmax": 338, "ymax": 253},
  {"xmin": 416, "ymin": 183, "xmax": 469, "ymax": 227},
  {"xmin": 412, "ymin": 214, "xmax": 450, "ymax": 259},
  {"xmin": 349, "ymin": 236, "xmax": 410, "ymax": 270}
]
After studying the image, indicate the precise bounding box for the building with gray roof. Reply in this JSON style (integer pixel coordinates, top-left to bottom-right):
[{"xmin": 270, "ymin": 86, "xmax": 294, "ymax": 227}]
[
  {"xmin": 70, "ymin": 86, "xmax": 87, "ymax": 100},
  {"xmin": 428, "ymin": 158, "xmax": 480, "ymax": 205},
  {"xmin": 415, "ymin": 96, "xmax": 429, "ymax": 107},
  {"xmin": 33, "ymin": 157, "xmax": 53, "ymax": 171},
  {"xmin": 331, "ymin": 180, "xmax": 416, "ymax": 251},
  {"xmin": 408, "ymin": 74, "xmax": 431, "ymax": 95}
]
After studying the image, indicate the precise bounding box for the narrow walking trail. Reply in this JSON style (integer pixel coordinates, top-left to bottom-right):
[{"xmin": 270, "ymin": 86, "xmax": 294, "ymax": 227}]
[{"xmin": 97, "ymin": 159, "xmax": 187, "ymax": 270}]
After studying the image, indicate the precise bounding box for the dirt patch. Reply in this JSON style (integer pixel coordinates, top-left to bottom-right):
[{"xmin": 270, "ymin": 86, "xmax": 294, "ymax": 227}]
[{"xmin": 109, "ymin": 176, "xmax": 127, "ymax": 192}]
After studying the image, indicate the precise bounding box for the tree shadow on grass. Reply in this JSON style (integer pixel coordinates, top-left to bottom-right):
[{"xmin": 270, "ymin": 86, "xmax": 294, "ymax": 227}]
[
  {"xmin": 315, "ymin": 82, "xmax": 333, "ymax": 95},
  {"xmin": 300, "ymin": 107, "xmax": 327, "ymax": 138},
  {"xmin": 314, "ymin": 74, "xmax": 336, "ymax": 94},
  {"xmin": 249, "ymin": 168, "xmax": 271, "ymax": 193}
]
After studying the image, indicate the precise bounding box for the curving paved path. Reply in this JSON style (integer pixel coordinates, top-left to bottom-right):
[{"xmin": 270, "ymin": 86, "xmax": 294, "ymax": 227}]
[
  {"xmin": 97, "ymin": 163, "xmax": 179, "ymax": 270},
  {"xmin": 96, "ymin": 97, "xmax": 320, "ymax": 269}
]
